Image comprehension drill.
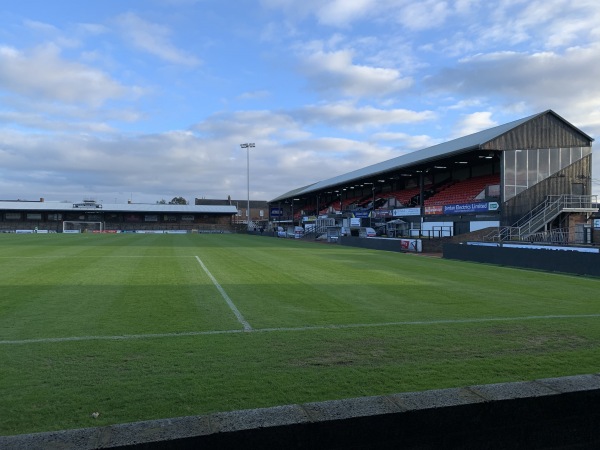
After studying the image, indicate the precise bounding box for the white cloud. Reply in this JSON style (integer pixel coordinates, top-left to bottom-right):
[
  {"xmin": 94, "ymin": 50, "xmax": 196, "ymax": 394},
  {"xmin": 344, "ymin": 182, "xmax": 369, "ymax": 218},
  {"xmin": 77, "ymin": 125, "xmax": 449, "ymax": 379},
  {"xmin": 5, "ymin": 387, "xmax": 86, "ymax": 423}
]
[
  {"xmin": 0, "ymin": 101, "xmax": 422, "ymax": 203},
  {"xmin": 115, "ymin": 13, "xmax": 201, "ymax": 66},
  {"xmin": 259, "ymin": 0, "xmax": 321, "ymax": 22},
  {"xmin": 261, "ymin": 0, "xmax": 469, "ymax": 29},
  {"xmin": 76, "ymin": 23, "xmax": 109, "ymax": 36},
  {"xmin": 0, "ymin": 111, "xmax": 116, "ymax": 133},
  {"xmin": 481, "ymin": 0, "xmax": 600, "ymax": 50},
  {"xmin": 315, "ymin": 0, "xmax": 377, "ymax": 27},
  {"xmin": 24, "ymin": 19, "xmax": 60, "ymax": 34},
  {"xmin": 294, "ymin": 103, "xmax": 435, "ymax": 131},
  {"xmin": 426, "ymin": 43, "xmax": 600, "ymax": 137},
  {"xmin": 298, "ymin": 47, "xmax": 412, "ymax": 98},
  {"xmin": 193, "ymin": 110, "xmax": 309, "ymax": 142},
  {"xmin": 0, "ymin": 44, "xmax": 128, "ymax": 106},
  {"xmin": 452, "ymin": 112, "xmax": 497, "ymax": 138},
  {"xmin": 392, "ymin": 0, "xmax": 451, "ymax": 31},
  {"xmin": 237, "ymin": 90, "xmax": 271, "ymax": 101},
  {"xmin": 370, "ymin": 131, "xmax": 440, "ymax": 150}
]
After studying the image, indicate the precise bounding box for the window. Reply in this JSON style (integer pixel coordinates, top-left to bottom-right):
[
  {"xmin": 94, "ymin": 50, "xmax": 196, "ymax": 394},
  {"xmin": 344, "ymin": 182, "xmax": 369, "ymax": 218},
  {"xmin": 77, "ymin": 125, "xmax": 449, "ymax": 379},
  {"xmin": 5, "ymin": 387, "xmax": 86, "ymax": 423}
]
[{"xmin": 502, "ymin": 147, "xmax": 586, "ymax": 201}]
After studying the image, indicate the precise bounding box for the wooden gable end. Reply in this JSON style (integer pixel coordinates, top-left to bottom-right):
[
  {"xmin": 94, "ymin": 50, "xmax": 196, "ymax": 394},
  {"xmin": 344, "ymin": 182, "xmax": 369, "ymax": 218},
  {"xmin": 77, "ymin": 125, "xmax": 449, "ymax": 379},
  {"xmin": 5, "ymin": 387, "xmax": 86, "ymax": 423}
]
[{"xmin": 482, "ymin": 112, "xmax": 592, "ymax": 151}]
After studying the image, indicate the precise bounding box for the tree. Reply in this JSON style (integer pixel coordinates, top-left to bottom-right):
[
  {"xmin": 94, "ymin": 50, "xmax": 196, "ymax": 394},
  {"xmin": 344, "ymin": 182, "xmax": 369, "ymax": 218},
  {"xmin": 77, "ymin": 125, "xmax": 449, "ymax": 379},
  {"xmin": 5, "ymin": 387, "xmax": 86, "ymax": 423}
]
[
  {"xmin": 169, "ymin": 197, "xmax": 188, "ymax": 205},
  {"xmin": 156, "ymin": 199, "xmax": 167, "ymax": 204}
]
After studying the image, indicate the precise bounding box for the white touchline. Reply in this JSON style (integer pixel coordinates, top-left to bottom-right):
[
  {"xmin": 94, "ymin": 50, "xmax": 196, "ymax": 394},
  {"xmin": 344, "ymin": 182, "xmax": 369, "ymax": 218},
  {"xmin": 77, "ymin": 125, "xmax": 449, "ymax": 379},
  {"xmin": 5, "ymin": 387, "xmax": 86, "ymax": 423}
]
[
  {"xmin": 195, "ymin": 256, "xmax": 252, "ymax": 331},
  {"xmin": 2, "ymin": 314, "xmax": 599, "ymax": 346},
  {"xmin": 0, "ymin": 329, "xmax": 244, "ymax": 345}
]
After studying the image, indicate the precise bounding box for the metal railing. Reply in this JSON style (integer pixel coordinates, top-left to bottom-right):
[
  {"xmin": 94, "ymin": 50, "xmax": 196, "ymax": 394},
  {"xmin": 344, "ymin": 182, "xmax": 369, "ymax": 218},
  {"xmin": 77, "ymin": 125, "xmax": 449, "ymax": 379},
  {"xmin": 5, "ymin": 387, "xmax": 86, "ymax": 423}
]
[
  {"xmin": 525, "ymin": 228, "xmax": 570, "ymax": 244},
  {"xmin": 485, "ymin": 195, "xmax": 596, "ymax": 242}
]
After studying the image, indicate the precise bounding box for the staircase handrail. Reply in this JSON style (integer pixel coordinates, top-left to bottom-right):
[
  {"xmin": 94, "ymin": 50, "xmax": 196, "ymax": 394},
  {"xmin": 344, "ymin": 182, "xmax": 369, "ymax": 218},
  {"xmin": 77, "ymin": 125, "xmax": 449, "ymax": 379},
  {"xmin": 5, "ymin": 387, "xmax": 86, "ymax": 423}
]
[
  {"xmin": 512, "ymin": 195, "xmax": 595, "ymax": 235},
  {"xmin": 485, "ymin": 195, "xmax": 596, "ymax": 242}
]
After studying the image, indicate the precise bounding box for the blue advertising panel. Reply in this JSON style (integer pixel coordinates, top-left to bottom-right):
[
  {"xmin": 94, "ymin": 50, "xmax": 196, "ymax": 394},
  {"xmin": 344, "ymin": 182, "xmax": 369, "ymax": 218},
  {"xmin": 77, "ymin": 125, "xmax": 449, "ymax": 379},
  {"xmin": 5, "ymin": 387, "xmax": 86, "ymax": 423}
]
[
  {"xmin": 270, "ymin": 207, "xmax": 283, "ymax": 217},
  {"xmin": 352, "ymin": 210, "xmax": 371, "ymax": 218},
  {"xmin": 444, "ymin": 202, "xmax": 498, "ymax": 215}
]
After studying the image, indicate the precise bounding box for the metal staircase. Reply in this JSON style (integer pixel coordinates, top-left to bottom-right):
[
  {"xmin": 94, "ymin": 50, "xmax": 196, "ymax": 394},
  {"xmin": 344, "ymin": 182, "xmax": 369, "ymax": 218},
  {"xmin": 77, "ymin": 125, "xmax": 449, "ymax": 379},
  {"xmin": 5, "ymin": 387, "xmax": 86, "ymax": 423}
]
[{"xmin": 486, "ymin": 195, "xmax": 597, "ymax": 242}]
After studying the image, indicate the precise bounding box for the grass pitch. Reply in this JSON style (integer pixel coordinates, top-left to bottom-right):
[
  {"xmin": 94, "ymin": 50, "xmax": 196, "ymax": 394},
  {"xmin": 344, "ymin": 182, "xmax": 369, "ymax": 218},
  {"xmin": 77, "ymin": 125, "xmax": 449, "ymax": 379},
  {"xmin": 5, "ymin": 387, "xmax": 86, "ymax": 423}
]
[{"xmin": 1, "ymin": 233, "xmax": 600, "ymax": 435}]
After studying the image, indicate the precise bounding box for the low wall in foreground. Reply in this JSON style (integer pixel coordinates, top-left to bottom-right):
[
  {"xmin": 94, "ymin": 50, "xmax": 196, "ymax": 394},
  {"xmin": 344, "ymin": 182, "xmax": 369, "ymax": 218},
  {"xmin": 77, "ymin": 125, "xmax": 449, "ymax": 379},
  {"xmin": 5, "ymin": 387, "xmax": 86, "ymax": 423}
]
[{"xmin": 2, "ymin": 374, "xmax": 600, "ymax": 449}]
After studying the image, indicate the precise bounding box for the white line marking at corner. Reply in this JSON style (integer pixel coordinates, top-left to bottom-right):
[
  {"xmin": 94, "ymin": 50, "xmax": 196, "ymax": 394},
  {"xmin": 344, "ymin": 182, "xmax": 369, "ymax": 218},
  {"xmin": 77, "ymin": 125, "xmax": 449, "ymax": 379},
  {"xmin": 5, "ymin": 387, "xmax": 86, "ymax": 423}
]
[{"xmin": 2, "ymin": 314, "xmax": 599, "ymax": 345}]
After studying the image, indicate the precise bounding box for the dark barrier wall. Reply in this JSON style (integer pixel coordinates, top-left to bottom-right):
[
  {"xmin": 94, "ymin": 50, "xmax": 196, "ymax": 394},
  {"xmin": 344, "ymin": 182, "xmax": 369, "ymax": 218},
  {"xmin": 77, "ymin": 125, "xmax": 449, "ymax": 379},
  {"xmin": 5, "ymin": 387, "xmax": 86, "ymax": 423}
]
[
  {"xmin": 443, "ymin": 243, "xmax": 600, "ymax": 277},
  {"xmin": 339, "ymin": 236, "xmax": 405, "ymax": 252},
  {"xmin": 3, "ymin": 375, "xmax": 600, "ymax": 450}
]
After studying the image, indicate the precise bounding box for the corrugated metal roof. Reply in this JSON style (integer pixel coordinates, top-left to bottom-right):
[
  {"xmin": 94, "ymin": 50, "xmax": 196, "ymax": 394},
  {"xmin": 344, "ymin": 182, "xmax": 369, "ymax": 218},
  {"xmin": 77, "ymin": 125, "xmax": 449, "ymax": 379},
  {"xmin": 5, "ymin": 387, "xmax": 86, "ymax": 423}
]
[
  {"xmin": 0, "ymin": 201, "xmax": 238, "ymax": 214},
  {"xmin": 270, "ymin": 111, "xmax": 543, "ymax": 202},
  {"xmin": 270, "ymin": 183, "xmax": 318, "ymax": 203}
]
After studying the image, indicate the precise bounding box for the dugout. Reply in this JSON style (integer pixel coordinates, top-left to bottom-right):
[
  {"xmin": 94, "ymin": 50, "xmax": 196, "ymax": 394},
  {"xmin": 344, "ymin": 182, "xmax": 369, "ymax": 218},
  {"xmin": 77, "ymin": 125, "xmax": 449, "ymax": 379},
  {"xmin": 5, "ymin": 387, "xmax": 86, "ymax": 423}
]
[{"xmin": 270, "ymin": 110, "xmax": 597, "ymax": 245}]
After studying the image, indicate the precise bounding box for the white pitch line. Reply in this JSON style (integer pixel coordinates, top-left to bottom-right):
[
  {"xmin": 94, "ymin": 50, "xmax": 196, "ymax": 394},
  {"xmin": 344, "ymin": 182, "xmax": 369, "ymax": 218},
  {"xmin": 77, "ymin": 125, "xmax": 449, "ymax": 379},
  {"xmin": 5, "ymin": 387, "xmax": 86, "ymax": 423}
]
[
  {"xmin": 2, "ymin": 314, "xmax": 599, "ymax": 346},
  {"xmin": 252, "ymin": 313, "xmax": 600, "ymax": 333},
  {"xmin": 194, "ymin": 255, "xmax": 252, "ymax": 331},
  {"xmin": 0, "ymin": 329, "xmax": 244, "ymax": 345}
]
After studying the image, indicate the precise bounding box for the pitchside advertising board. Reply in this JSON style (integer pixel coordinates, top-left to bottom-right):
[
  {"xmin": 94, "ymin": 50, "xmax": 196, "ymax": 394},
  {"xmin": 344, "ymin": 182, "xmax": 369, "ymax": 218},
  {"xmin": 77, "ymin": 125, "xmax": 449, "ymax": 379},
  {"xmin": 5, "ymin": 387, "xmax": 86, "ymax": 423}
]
[
  {"xmin": 400, "ymin": 239, "xmax": 422, "ymax": 252},
  {"xmin": 394, "ymin": 202, "xmax": 500, "ymax": 217}
]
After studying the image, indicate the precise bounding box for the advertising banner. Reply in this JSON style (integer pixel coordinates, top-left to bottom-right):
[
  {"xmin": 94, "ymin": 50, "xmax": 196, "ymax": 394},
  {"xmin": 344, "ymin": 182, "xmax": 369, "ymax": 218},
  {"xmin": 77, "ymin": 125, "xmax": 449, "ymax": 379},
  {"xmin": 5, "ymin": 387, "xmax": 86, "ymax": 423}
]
[
  {"xmin": 270, "ymin": 207, "xmax": 283, "ymax": 217},
  {"xmin": 400, "ymin": 239, "xmax": 422, "ymax": 252},
  {"xmin": 373, "ymin": 209, "xmax": 392, "ymax": 218},
  {"xmin": 352, "ymin": 210, "xmax": 370, "ymax": 218},
  {"xmin": 444, "ymin": 202, "xmax": 493, "ymax": 215},
  {"xmin": 425, "ymin": 205, "xmax": 443, "ymax": 215},
  {"xmin": 393, "ymin": 207, "xmax": 421, "ymax": 217},
  {"xmin": 350, "ymin": 217, "xmax": 361, "ymax": 227}
]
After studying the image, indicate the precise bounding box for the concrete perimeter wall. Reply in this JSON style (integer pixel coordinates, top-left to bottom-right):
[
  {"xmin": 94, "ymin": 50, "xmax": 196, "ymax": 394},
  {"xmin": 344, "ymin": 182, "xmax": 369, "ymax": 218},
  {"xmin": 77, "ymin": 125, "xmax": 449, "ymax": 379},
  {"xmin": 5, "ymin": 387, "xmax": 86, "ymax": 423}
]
[
  {"xmin": 444, "ymin": 243, "xmax": 600, "ymax": 277},
  {"xmin": 2, "ymin": 374, "xmax": 600, "ymax": 450}
]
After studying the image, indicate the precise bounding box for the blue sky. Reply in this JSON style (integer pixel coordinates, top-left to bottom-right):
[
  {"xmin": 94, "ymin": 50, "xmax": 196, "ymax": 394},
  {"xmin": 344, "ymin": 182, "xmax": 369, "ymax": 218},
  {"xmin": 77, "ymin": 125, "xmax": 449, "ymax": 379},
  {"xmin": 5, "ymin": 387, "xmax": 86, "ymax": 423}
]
[{"xmin": 1, "ymin": 0, "xmax": 599, "ymax": 203}]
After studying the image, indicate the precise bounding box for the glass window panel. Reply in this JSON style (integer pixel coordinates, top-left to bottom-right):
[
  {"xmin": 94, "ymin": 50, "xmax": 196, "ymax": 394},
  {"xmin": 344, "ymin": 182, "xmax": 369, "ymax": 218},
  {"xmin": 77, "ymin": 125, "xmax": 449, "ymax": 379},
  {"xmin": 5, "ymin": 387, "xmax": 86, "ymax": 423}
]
[
  {"xmin": 504, "ymin": 185, "xmax": 516, "ymax": 201},
  {"xmin": 538, "ymin": 148, "xmax": 549, "ymax": 182},
  {"xmin": 571, "ymin": 147, "xmax": 582, "ymax": 162},
  {"xmin": 560, "ymin": 147, "xmax": 571, "ymax": 169},
  {"xmin": 528, "ymin": 150, "xmax": 538, "ymax": 186},
  {"xmin": 504, "ymin": 150, "xmax": 516, "ymax": 187},
  {"xmin": 550, "ymin": 148, "xmax": 560, "ymax": 174},
  {"xmin": 583, "ymin": 146, "xmax": 592, "ymax": 156},
  {"xmin": 515, "ymin": 185, "xmax": 527, "ymax": 196},
  {"xmin": 516, "ymin": 150, "xmax": 528, "ymax": 187}
]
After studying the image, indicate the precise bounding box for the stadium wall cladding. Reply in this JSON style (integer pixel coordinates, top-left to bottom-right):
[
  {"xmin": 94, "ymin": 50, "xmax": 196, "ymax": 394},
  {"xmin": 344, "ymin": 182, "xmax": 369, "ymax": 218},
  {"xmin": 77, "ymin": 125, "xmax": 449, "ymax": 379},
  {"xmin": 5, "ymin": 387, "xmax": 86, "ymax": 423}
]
[{"xmin": 443, "ymin": 243, "xmax": 600, "ymax": 277}]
